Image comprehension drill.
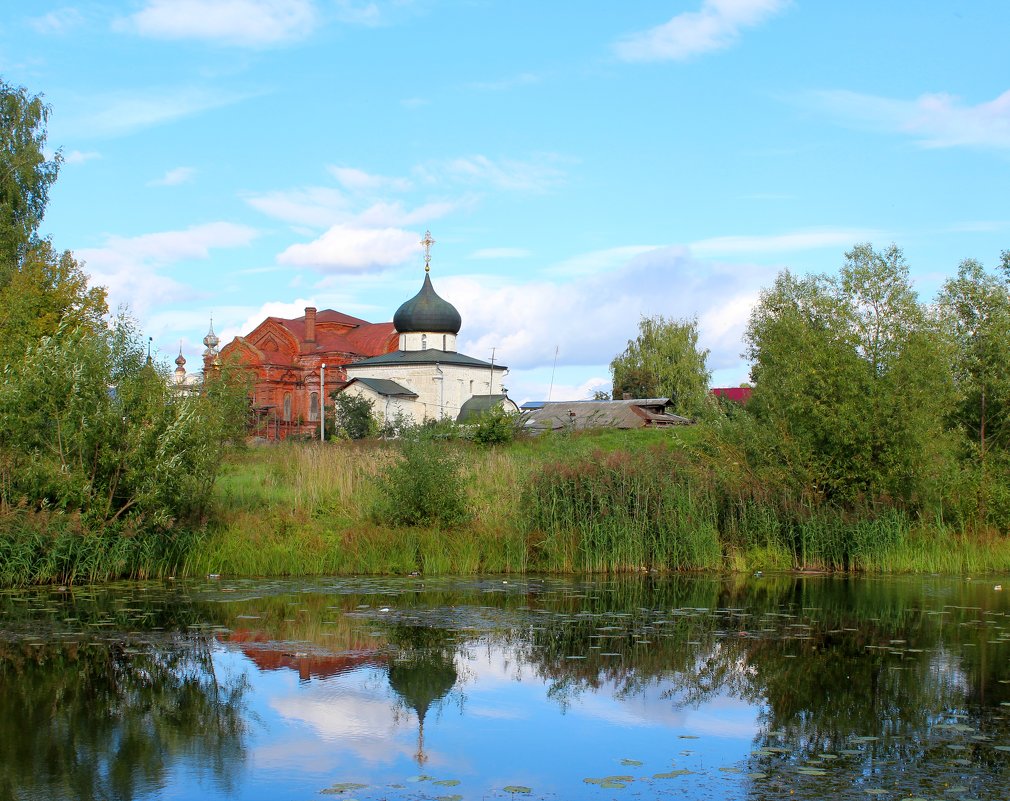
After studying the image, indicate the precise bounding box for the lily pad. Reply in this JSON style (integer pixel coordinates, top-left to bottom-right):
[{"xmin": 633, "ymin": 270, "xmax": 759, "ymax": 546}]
[
  {"xmin": 322, "ymin": 782, "xmax": 367, "ymax": 794},
  {"xmin": 620, "ymin": 759, "xmax": 643, "ymax": 766},
  {"xmin": 503, "ymin": 786, "xmax": 532, "ymax": 794},
  {"xmin": 653, "ymin": 770, "xmax": 692, "ymax": 779},
  {"xmin": 436, "ymin": 796, "xmax": 463, "ymax": 801},
  {"xmin": 433, "ymin": 779, "xmax": 461, "ymax": 787}
]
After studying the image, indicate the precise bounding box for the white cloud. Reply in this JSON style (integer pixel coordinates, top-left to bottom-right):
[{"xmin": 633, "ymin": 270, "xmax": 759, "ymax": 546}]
[
  {"xmin": 806, "ymin": 88, "xmax": 1010, "ymax": 151},
  {"xmin": 690, "ymin": 227, "xmax": 882, "ymax": 256},
  {"xmin": 277, "ymin": 224, "xmax": 419, "ymax": 271},
  {"xmin": 469, "ymin": 247, "xmax": 531, "ymax": 260},
  {"xmin": 614, "ymin": 0, "xmax": 789, "ymax": 62},
  {"xmin": 467, "ymin": 72, "xmax": 541, "ymax": 92},
  {"xmin": 445, "ymin": 245, "xmax": 774, "ymax": 375},
  {"xmin": 77, "ymin": 222, "xmax": 259, "ymax": 314},
  {"xmin": 328, "ymin": 166, "xmax": 413, "ymax": 193},
  {"xmin": 64, "ymin": 150, "xmax": 101, "ymax": 165},
  {"xmin": 28, "ymin": 7, "xmax": 85, "ymax": 34},
  {"xmin": 224, "ymin": 298, "xmax": 317, "ymax": 342},
  {"xmin": 59, "ymin": 86, "xmax": 255, "ymax": 139},
  {"xmin": 428, "ymin": 154, "xmax": 566, "ymax": 193},
  {"xmin": 149, "ymin": 166, "xmax": 196, "ymax": 186},
  {"xmin": 245, "ymin": 187, "xmax": 351, "ymax": 228},
  {"xmin": 119, "ymin": 0, "xmax": 318, "ymax": 47},
  {"xmin": 331, "ymin": 0, "xmax": 382, "ymax": 26}
]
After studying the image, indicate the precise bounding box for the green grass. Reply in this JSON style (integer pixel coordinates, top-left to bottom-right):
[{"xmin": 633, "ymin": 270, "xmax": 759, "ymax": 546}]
[{"xmin": 8, "ymin": 424, "xmax": 1010, "ymax": 585}]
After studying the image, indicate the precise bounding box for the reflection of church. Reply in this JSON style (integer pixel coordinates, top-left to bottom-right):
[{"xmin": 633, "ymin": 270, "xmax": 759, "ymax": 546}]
[{"xmin": 207, "ymin": 232, "xmax": 515, "ymax": 438}]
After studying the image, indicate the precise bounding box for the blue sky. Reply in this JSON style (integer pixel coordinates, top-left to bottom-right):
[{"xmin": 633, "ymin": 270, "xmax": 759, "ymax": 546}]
[{"xmin": 3, "ymin": 1, "xmax": 1009, "ymax": 402}]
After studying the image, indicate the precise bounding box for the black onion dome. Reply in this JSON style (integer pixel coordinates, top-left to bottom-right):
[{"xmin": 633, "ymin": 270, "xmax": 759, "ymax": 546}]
[{"xmin": 393, "ymin": 273, "xmax": 462, "ymax": 334}]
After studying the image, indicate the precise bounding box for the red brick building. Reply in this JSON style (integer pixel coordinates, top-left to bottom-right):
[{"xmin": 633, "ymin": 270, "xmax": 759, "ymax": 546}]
[{"xmin": 209, "ymin": 307, "xmax": 397, "ymax": 439}]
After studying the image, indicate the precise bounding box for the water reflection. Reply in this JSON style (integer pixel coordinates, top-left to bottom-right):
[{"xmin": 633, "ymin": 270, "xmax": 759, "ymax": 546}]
[
  {"xmin": 2, "ymin": 575, "xmax": 1010, "ymax": 800},
  {"xmin": 0, "ymin": 586, "xmax": 248, "ymax": 801}
]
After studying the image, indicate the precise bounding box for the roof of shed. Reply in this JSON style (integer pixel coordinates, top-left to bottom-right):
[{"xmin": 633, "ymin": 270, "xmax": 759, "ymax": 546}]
[{"xmin": 345, "ymin": 377, "xmax": 418, "ymax": 398}]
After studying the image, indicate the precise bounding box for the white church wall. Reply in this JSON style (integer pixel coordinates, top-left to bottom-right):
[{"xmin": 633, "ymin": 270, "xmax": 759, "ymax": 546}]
[
  {"xmin": 399, "ymin": 332, "xmax": 458, "ymax": 352},
  {"xmin": 344, "ymin": 361, "xmax": 508, "ymax": 424}
]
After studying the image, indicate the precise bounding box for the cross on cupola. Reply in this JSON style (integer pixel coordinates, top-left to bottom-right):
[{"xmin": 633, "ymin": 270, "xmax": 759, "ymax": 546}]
[{"xmin": 421, "ymin": 229, "xmax": 435, "ymax": 272}]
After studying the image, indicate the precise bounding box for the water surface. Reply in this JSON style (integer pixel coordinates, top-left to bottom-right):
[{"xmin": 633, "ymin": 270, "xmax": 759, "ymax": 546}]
[{"xmin": 2, "ymin": 574, "xmax": 1010, "ymax": 800}]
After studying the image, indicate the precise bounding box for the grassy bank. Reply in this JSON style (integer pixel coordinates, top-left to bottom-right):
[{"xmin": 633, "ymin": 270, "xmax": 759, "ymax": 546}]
[
  {"xmin": 5, "ymin": 425, "xmax": 1010, "ymax": 586},
  {"xmin": 180, "ymin": 427, "xmax": 1010, "ymax": 579}
]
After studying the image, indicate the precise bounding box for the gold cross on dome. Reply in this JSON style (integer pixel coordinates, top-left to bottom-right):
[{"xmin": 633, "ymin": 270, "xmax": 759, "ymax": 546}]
[{"xmin": 421, "ymin": 230, "xmax": 435, "ymax": 272}]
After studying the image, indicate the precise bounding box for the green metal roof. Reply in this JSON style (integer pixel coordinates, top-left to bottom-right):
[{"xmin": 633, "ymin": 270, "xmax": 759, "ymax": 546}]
[
  {"xmin": 348, "ymin": 349, "xmax": 507, "ymax": 370},
  {"xmin": 393, "ymin": 273, "xmax": 462, "ymax": 334},
  {"xmin": 456, "ymin": 394, "xmax": 512, "ymax": 423},
  {"xmin": 347, "ymin": 377, "xmax": 418, "ymax": 397}
]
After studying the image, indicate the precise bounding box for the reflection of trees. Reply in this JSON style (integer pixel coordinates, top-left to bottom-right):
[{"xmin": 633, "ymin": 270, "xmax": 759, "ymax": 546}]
[
  {"xmin": 0, "ymin": 636, "xmax": 247, "ymax": 801},
  {"xmin": 503, "ymin": 575, "xmax": 1010, "ymax": 799},
  {"xmin": 6, "ymin": 575, "xmax": 1009, "ymax": 800},
  {"xmin": 0, "ymin": 586, "xmax": 247, "ymax": 801}
]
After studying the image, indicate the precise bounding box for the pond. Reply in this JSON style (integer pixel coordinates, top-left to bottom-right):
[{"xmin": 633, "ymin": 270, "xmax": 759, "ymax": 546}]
[{"xmin": 2, "ymin": 574, "xmax": 1010, "ymax": 801}]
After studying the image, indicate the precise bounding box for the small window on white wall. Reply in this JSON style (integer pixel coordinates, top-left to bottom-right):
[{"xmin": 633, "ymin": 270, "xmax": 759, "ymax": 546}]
[
  {"xmin": 442, "ymin": 334, "xmax": 446, "ymax": 350},
  {"xmin": 421, "ymin": 334, "xmax": 427, "ymax": 350}
]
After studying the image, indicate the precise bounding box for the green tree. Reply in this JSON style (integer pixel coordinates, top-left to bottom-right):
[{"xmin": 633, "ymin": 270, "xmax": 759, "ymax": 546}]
[
  {"xmin": 610, "ymin": 315, "xmax": 711, "ymax": 417},
  {"xmin": 0, "ymin": 239, "xmax": 107, "ymax": 366},
  {"xmin": 937, "ymin": 255, "xmax": 1010, "ymax": 460},
  {"xmin": 0, "ymin": 318, "xmax": 230, "ymax": 527},
  {"xmin": 746, "ymin": 244, "xmax": 953, "ymax": 508},
  {"xmin": 331, "ymin": 391, "xmax": 379, "ymax": 440},
  {"xmin": 936, "ymin": 254, "xmax": 1010, "ymax": 525},
  {"xmin": 0, "ymin": 79, "xmax": 107, "ymax": 369},
  {"xmin": 0, "ymin": 78, "xmax": 61, "ymax": 280}
]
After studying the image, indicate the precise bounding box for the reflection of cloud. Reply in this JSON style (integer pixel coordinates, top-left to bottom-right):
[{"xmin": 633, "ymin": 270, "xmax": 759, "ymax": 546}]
[
  {"xmin": 615, "ymin": 0, "xmax": 789, "ymax": 62},
  {"xmin": 118, "ymin": 0, "xmax": 317, "ymax": 47},
  {"xmin": 804, "ymin": 88, "xmax": 1010, "ymax": 151}
]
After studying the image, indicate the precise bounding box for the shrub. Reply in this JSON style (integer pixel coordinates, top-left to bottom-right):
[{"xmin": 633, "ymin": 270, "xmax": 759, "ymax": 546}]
[
  {"xmin": 370, "ymin": 440, "xmax": 469, "ymax": 528},
  {"xmin": 469, "ymin": 406, "xmax": 519, "ymax": 446},
  {"xmin": 331, "ymin": 392, "xmax": 379, "ymax": 440}
]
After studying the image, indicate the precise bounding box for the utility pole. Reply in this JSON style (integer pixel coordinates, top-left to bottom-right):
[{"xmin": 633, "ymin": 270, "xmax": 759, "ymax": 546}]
[{"xmin": 320, "ymin": 363, "xmax": 326, "ymax": 441}]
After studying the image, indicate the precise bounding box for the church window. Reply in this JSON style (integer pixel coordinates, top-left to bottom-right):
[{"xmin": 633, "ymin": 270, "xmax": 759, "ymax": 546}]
[
  {"xmin": 283, "ymin": 393, "xmax": 292, "ymax": 422},
  {"xmin": 309, "ymin": 392, "xmax": 319, "ymax": 421},
  {"xmin": 442, "ymin": 334, "xmax": 446, "ymax": 350},
  {"xmin": 421, "ymin": 334, "xmax": 427, "ymax": 350}
]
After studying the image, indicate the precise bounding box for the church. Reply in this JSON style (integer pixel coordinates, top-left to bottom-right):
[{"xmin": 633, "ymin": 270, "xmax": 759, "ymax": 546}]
[
  {"xmin": 205, "ymin": 308, "xmax": 398, "ymax": 440},
  {"xmin": 337, "ymin": 232, "xmax": 516, "ymax": 427},
  {"xmin": 207, "ymin": 232, "xmax": 515, "ymax": 438}
]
